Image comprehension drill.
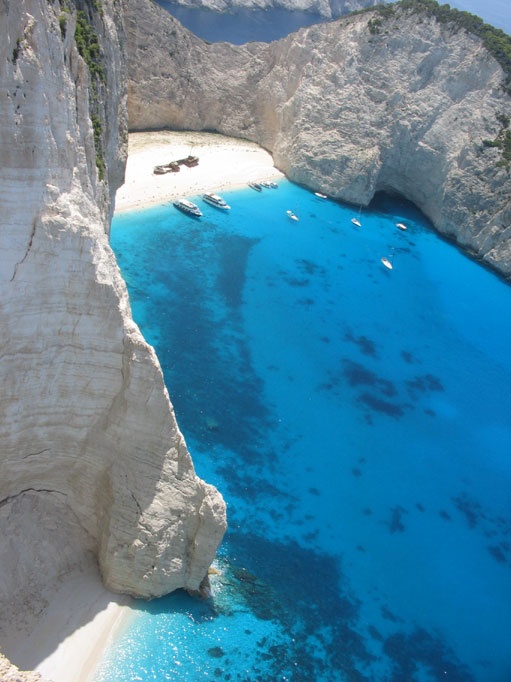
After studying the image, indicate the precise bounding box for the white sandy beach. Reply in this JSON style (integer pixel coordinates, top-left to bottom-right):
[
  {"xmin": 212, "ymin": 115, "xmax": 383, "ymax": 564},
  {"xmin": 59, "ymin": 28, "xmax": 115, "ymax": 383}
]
[
  {"xmin": 1, "ymin": 559, "xmax": 132, "ymax": 682},
  {"xmin": 2, "ymin": 131, "xmax": 283, "ymax": 682},
  {"xmin": 114, "ymin": 130, "xmax": 284, "ymax": 214}
]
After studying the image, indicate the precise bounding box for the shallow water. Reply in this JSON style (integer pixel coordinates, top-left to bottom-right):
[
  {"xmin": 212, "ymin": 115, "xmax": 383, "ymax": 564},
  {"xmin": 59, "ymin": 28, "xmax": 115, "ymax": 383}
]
[{"xmin": 98, "ymin": 183, "xmax": 511, "ymax": 681}]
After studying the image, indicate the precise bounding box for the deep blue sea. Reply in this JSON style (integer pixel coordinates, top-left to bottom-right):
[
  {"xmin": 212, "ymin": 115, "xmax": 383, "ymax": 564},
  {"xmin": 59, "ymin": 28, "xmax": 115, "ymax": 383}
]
[
  {"xmin": 155, "ymin": 0, "xmax": 510, "ymax": 42},
  {"xmin": 96, "ymin": 182, "xmax": 511, "ymax": 681}
]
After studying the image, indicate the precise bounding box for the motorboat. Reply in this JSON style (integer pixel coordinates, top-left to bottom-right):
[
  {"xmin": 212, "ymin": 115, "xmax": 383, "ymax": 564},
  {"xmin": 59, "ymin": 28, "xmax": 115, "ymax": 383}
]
[
  {"xmin": 173, "ymin": 198, "xmax": 202, "ymax": 217},
  {"xmin": 202, "ymin": 192, "xmax": 231, "ymax": 210},
  {"xmin": 286, "ymin": 210, "xmax": 299, "ymax": 222},
  {"xmin": 381, "ymin": 256, "xmax": 393, "ymax": 270},
  {"xmin": 260, "ymin": 181, "xmax": 273, "ymax": 189},
  {"xmin": 248, "ymin": 182, "xmax": 262, "ymax": 192},
  {"xmin": 315, "ymin": 192, "xmax": 327, "ymax": 199},
  {"xmin": 396, "ymin": 222, "xmax": 407, "ymax": 231},
  {"xmin": 351, "ymin": 217, "xmax": 362, "ymax": 227}
]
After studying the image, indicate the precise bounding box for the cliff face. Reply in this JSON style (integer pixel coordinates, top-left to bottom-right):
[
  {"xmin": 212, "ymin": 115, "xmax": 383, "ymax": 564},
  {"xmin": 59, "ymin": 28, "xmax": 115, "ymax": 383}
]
[
  {"xmin": 126, "ymin": 0, "xmax": 511, "ymax": 278},
  {"xmin": 0, "ymin": 0, "xmax": 226, "ymax": 640}
]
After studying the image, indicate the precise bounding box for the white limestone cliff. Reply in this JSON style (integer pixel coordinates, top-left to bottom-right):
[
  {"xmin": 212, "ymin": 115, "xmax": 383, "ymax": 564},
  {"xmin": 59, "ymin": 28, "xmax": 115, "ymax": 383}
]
[
  {"xmin": 126, "ymin": 0, "xmax": 511, "ymax": 277},
  {"xmin": 0, "ymin": 0, "xmax": 226, "ymax": 655}
]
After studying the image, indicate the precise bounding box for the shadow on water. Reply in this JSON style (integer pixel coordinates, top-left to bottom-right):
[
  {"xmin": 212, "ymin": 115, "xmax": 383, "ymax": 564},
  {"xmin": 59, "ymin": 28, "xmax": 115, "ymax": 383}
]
[{"xmin": 137, "ymin": 223, "xmax": 272, "ymax": 460}]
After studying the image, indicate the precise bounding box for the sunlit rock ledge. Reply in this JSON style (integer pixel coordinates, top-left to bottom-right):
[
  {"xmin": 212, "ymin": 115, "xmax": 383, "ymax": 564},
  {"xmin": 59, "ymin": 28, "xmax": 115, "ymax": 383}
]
[
  {"xmin": 0, "ymin": 0, "xmax": 227, "ymax": 649},
  {"xmin": 126, "ymin": 0, "xmax": 511, "ymax": 278}
]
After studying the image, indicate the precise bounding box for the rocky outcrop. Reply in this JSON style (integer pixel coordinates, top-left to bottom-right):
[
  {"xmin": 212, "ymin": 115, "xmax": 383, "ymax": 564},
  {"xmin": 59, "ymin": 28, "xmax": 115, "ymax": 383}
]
[
  {"xmin": 0, "ymin": 0, "xmax": 226, "ymax": 645},
  {"xmin": 0, "ymin": 654, "xmax": 47, "ymax": 682},
  {"xmin": 126, "ymin": 0, "xmax": 511, "ymax": 278}
]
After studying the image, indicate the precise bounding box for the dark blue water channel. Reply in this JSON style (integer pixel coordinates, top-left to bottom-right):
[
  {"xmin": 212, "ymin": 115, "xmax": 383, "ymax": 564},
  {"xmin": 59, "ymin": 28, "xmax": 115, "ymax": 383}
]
[
  {"xmin": 156, "ymin": 0, "xmax": 326, "ymax": 43},
  {"xmin": 155, "ymin": 0, "xmax": 510, "ymax": 43},
  {"xmin": 95, "ymin": 182, "xmax": 511, "ymax": 681}
]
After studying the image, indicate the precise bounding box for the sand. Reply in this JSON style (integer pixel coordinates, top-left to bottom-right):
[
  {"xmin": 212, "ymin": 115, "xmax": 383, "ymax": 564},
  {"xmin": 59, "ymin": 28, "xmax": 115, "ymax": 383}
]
[
  {"xmin": 2, "ymin": 131, "xmax": 283, "ymax": 682},
  {"xmin": 1, "ymin": 561, "xmax": 132, "ymax": 682},
  {"xmin": 114, "ymin": 130, "xmax": 285, "ymax": 214}
]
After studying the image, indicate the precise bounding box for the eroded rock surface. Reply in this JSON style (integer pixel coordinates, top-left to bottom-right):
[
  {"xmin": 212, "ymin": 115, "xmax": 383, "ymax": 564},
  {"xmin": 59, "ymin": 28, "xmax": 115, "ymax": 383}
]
[{"xmin": 0, "ymin": 0, "xmax": 227, "ymax": 643}]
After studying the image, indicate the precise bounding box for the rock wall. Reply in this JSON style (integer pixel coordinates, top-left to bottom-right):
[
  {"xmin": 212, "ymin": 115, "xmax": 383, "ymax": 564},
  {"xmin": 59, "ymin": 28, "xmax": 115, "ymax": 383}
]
[
  {"xmin": 0, "ymin": 0, "xmax": 226, "ymax": 648},
  {"xmin": 126, "ymin": 0, "xmax": 511, "ymax": 278}
]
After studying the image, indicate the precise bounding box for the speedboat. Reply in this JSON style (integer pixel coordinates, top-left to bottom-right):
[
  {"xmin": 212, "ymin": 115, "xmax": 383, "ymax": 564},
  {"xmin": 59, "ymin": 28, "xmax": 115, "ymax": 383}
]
[
  {"xmin": 173, "ymin": 198, "xmax": 202, "ymax": 217},
  {"xmin": 381, "ymin": 256, "xmax": 393, "ymax": 270},
  {"xmin": 269, "ymin": 181, "xmax": 278, "ymax": 189},
  {"xmin": 351, "ymin": 217, "xmax": 362, "ymax": 227},
  {"xmin": 286, "ymin": 210, "xmax": 299, "ymax": 222},
  {"xmin": 315, "ymin": 192, "xmax": 327, "ymax": 199},
  {"xmin": 248, "ymin": 182, "xmax": 262, "ymax": 192},
  {"xmin": 202, "ymin": 192, "xmax": 231, "ymax": 210},
  {"xmin": 396, "ymin": 222, "xmax": 407, "ymax": 231},
  {"xmin": 260, "ymin": 181, "xmax": 272, "ymax": 189}
]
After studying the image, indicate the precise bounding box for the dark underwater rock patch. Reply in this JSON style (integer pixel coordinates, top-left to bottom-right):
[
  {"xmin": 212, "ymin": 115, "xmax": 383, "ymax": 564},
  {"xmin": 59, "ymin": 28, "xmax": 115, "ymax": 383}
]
[
  {"xmin": 344, "ymin": 328, "xmax": 378, "ymax": 357},
  {"xmin": 407, "ymin": 373, "xmax": 444, "ymax": 398},
  {"xmin": 358, "ymin": 392, "xmax": 405, "ymax": 418},
  {"xmin": 383, "ymin": 627, "xmax": 477, "ymax": 682}
]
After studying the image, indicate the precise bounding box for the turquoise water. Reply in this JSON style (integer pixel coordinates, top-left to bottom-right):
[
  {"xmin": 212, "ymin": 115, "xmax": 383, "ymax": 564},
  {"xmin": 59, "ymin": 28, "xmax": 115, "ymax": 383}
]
[{"xmin": 97, "ymin": 182, "xmax": 511, "ymax": 681}]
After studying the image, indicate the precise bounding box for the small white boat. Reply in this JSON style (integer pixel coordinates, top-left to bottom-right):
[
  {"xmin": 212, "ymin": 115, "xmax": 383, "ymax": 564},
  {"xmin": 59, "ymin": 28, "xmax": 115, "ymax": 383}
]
[
  {"xmin": 351, "ymin": 217, "xmax": 362, "ymax": 227},
  {"xmin": 202, "ymin": 192, "xmax": 230, "ymax": 210},
  {"xmin": 381, "ymin": 256, "xmax": 393, "ymax": 270},
  {"xmin": 269, "ymin": 181, "xmax": 278, "ymax": 189},
  {"xmin": 315, "ymin": 192, "xmax": 327, "ymax": 199},
  {"xmin": 248, "ymin": 182, "xmax": 262, "ymax": 192},
  {"xmin": 396, "ymin": 222, "xmax": 407, "ymax": 231},
  {"xmin": 173, "ymin": 198, "xmax": 202, "ymax": 218},
  {"xmin": 260, "ymin": 181, "xmax": 273, "ymax": 189},
  {"xmin": 286, "ymin": 210, "xmax": 299, "ymax": 222}
]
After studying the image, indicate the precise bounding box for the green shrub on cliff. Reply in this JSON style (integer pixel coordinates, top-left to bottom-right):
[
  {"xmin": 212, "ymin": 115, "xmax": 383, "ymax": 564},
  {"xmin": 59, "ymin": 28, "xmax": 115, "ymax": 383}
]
[
  {"xmin": 73, "ymin": 9, "xmax": 106, "ymax": 180},
  {"xmin": 75, "ymin": 10, "xmax": 105, "ymax": 83},
  {"xmin": 482, "ymin": 114, "xmax": 511, "ymax": 169}
]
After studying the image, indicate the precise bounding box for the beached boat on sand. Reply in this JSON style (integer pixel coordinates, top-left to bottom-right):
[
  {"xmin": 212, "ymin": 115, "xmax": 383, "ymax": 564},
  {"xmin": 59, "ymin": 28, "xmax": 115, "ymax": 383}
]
[
  {"xmin": 248, "ymin": 182, "xmax": 262, "ymax": 192},
  {"xmin": 173, "ymin": 198, "xmax": 202, "ymax": 218}
]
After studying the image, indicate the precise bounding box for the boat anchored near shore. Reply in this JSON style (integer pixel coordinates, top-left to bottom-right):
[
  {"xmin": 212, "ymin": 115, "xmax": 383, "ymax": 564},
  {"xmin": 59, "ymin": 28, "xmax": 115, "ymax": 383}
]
[
  {"xmin": 202, "ymin": 192, "xmax": 231, "ymax": 210},
  {"xmin": 173, "ymin": 198, "xmax": 202, "ymax": 218},
  {"xmin": 381, "ymin": 247, "xmax": 395, "ymax": 270}
]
